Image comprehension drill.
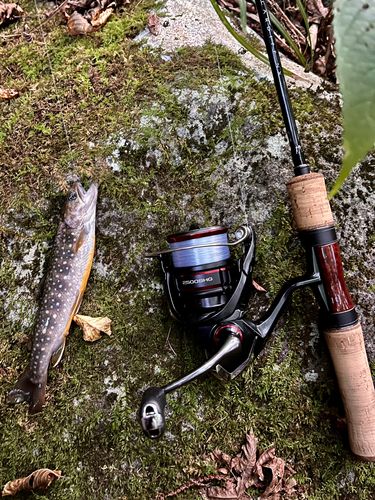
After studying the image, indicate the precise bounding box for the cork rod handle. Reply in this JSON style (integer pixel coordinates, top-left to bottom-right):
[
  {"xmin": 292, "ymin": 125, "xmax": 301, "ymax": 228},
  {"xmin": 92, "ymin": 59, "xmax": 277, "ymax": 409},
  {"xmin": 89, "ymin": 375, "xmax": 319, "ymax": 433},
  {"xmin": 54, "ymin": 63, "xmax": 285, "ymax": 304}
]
[
  {"xmin": 288, "ymin": 172, "xmax": 375, "ymax": 460},
  {"xmin": 325, "ymin": 323, "xmax": 375, "ymax": 460}
]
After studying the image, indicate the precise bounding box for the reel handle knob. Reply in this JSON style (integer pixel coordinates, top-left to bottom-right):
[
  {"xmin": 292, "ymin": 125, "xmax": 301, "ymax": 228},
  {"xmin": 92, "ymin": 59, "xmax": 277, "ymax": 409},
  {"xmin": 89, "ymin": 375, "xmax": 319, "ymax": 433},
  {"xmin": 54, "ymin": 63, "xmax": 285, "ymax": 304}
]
[{"xmin": 139, "ymin": 387, "xmax": 167, "ymax": 439}]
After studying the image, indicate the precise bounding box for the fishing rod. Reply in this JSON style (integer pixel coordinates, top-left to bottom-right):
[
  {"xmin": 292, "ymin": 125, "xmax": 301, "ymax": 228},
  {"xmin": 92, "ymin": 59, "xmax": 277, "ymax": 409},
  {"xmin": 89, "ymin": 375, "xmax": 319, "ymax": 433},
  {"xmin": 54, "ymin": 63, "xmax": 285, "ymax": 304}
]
[
  {"xmin": 139, "ymin": 0, "xmax": 375, "ymax": 461},
  {"xmin": 254, "ymin": 0, "xmax": 375, "ymax": 461}
]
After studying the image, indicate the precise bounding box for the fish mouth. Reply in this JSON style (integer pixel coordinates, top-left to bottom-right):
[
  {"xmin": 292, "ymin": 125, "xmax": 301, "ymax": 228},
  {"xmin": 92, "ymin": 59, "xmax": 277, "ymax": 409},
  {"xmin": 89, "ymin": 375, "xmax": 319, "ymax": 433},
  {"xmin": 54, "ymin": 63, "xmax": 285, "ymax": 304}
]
[{"xmin": 73, "ymin": 182, "xmax": 98, "ymax": 215}]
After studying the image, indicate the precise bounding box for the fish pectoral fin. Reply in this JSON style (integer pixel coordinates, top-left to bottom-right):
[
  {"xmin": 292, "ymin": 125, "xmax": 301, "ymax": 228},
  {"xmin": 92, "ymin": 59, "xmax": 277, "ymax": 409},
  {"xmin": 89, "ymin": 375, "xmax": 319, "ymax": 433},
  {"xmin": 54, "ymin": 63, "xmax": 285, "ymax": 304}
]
[
  {"xmin": 51, "ymin": 338, "xmax": 66, "ymax": 368},
  {"xmin": 73, "ymin": 224, "xmax": 91, "ymax": 254}
]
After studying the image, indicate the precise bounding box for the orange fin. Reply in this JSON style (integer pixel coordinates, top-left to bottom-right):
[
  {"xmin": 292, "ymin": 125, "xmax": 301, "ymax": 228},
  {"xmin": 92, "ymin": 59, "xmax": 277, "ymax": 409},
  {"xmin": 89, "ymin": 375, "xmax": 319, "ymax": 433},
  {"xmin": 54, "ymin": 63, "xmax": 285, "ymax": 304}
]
[
  {"xmin": 51, "ymin": 338, "xmax": 66, "ymax": 368},
  {"xmin": 72, "ymin": 225, "xmax": 89, "ymax": 254}
]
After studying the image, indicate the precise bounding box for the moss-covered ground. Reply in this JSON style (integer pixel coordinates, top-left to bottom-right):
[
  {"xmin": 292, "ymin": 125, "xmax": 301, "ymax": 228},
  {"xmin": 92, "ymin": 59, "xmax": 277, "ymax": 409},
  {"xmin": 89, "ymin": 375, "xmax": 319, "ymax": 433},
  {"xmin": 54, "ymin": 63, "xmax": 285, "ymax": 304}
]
[{"xmin": 0, "ymin": 2, "xmax": 374, "ymax": 498}]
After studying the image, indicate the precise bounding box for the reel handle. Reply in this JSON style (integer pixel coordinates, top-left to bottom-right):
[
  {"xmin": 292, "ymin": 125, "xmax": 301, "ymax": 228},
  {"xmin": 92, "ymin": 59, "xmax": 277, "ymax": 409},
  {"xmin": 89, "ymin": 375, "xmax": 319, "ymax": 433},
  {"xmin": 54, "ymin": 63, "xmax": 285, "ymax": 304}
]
[
  {"xmin": 288, "ymin": 172, "xmax": 375, "ymax": 460},
  {"xmin": 139, "ymin": 387, "xmax": 167, "ymax": 440},
  {"xmin": 139, "ymin": 332, "xmax": 242, "ymax": 439}
]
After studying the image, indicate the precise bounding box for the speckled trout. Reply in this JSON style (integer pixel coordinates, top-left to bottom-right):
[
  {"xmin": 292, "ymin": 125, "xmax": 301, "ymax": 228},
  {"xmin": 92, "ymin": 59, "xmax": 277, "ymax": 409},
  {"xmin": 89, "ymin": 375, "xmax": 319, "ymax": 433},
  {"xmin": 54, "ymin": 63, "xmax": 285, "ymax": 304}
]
[{"xmin": 8, "ymin": 182, "xmax": 98, "ymax": 413}]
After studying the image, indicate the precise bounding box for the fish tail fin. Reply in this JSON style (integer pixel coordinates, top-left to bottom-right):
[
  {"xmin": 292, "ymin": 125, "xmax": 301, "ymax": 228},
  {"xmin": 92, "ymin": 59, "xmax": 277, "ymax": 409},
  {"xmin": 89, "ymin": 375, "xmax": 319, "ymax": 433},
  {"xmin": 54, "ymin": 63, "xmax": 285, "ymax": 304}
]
[{"xmin": 7, "ymin": 368, "xmax": 47, "ymax": 414}]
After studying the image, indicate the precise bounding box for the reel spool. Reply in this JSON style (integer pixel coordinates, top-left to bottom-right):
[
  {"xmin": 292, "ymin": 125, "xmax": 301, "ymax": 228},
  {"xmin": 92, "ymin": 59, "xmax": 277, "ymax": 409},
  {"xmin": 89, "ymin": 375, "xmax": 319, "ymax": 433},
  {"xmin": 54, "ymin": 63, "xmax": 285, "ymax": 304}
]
[{"xmin": 166, "ymin": 226, "xmax": 232, "ymax": 313}]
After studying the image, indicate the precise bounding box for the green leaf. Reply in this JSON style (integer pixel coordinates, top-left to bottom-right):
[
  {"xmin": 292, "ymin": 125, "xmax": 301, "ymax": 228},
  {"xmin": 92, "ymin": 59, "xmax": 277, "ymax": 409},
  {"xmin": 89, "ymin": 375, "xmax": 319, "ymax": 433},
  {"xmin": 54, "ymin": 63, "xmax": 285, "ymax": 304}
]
[
  {"xmin": 269, "ymin": 11, "xmax": 307, "ymax": 68},
  {"xmin": 209, "ymin": 0, "xmax": 269, "ymax": 65},
  {"xmin": 330, "ymin": 0, "xmax": 375, "ymax": 197},
  {"xmin": 296, "ymin": 0, "xmax": 313, "ymax": 67},
  {"xmin": 209, "ymin": 0, "xmax": 294, "ymax": 76}
]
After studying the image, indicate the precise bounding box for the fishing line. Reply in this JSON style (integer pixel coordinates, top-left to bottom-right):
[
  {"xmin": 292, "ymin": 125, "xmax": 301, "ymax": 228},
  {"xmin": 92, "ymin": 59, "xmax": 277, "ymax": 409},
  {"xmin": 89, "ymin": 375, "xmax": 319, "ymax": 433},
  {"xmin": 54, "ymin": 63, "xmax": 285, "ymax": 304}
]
[
  {"xmin": 168, "ymin": 231, "xmax": 230, "ymax": 268},
  {"xmin": 214, "ymin": 45, "xmax": 237, "ymax": 155},
  {"xmin": 32, "ymin": 0, "xmax": 73, "ymax": 155}
]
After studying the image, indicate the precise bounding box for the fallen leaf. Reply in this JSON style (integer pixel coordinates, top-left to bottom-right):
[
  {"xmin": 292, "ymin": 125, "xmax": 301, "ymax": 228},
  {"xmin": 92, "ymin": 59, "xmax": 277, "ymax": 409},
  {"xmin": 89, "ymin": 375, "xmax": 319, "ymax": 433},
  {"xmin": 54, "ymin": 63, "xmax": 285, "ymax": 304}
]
[
  {"xmin": 231, "ymin": 431, "xmax": 257, "ymax": 474},
  {"xmin": 254, "ymin": 447, "xmax": 276, "ymax": 481},
  {"xmin": 211, "ymin": 449, "xmax": 233, "ymax": 467},
  {"xmin": 67, "ymin": 11, "xmax": 94, "ymax": 35},
  {"xmin": 283, "ymin": 476, "xmax": 297, "ymax": 496},
  {"xmin": 74, "ymin": 314, "xmax": 112, "ymax": 342},
  {"xmin": 2, "ymin": 468, "xmax": 61, "ymax": 496},
  {"xmin": 0, "ymin": 88, "xmax": 19, "ymax": 100},
  {"xmin": 206, "ymin": 479, "xmax": 242, "ymax": 499},
  {"xmin": 252, "ymin": 280, "xmax": 267, "ymax": 292},
  {"xmin": 307, "ymin": 0, "xmax": 329, "ymax": 22},
  {"xmin": 162, "ymin": 432, "xmax": 297, "ymax": 499},
  {"xmin": 260, "ymin": 457, "xmax": 285, "ymax": 499},
  {"xmin": 91, "ymin": 7, "xmax": 113, "ymax": 28},
  {"xmin": 0, "ymin": 1, "xmax": 23, "ymax": 27},
  {"xmin": 148, "ymin": 11, "xmax": 160, "ymax": 35}
]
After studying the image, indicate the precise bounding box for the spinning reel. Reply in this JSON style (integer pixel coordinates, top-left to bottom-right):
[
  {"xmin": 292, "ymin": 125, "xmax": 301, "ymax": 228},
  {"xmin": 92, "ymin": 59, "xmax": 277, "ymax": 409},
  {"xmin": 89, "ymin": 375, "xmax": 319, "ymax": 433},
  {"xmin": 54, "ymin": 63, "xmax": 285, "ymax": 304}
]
[{"xmin": 139, "ymin": 224, "xmax": 321, "ymax": 439}]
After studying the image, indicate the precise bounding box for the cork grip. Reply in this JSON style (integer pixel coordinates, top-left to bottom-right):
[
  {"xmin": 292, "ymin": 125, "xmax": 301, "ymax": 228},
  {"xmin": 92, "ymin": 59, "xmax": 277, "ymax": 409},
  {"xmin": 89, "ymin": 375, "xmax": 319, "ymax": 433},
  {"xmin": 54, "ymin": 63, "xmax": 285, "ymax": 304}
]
[
  {"xmin": 287, "ymin": 172, "xmax": 334, "ymax": 230},
  {"xmin": 325, "ymin": 323, "xmax": 375, "ymax": 460}
]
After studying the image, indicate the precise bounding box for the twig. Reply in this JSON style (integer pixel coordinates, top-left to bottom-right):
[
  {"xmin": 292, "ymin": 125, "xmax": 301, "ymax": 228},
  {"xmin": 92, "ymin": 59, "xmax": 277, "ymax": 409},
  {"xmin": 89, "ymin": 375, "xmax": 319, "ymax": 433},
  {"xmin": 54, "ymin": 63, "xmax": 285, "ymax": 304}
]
[
  {"xmin": 268, "ymin": 0, "xmax": 305, "ymax": 45},
  {"xmin": 158, "ymin": 474, "xmax": 227, "ymax": 499},
  {"xmin": 30, "ymin": 0, "xmax": 69, "ymax": 32},
  {"xmin": 165, "ymin": 325, "xmax": 177, "ymax": 357}
]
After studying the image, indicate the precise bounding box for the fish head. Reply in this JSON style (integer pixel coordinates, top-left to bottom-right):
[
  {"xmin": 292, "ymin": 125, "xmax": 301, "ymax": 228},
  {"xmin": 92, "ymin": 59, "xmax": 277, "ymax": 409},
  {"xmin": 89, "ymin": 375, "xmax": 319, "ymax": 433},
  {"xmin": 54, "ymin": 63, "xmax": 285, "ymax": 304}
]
[{"xmin": 64, "ymin": 182, "xmax": 98, "ymax": 228}]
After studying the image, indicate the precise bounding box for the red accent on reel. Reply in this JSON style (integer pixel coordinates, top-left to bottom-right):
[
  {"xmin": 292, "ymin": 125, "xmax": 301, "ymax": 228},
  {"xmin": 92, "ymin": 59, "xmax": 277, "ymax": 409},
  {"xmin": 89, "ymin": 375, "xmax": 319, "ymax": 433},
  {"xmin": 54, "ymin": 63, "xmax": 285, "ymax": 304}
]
[
  {"xmin": 213, "ymin": 324, "xmax": 244, "ymax": 345},
  {"xmin": 167, "ymin": 226, "xmax": 228, "ymax": 243}
]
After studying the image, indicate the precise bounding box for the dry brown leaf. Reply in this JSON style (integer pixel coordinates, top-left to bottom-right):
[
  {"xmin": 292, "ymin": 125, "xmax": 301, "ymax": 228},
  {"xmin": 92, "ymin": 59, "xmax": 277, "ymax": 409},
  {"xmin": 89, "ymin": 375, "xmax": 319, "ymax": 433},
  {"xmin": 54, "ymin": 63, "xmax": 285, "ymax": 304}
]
[
  {"xmin": 252, "ymin": 280, "xmax": 267, "ymax": 292},
  {"xmin": 211, "ymin": 449, "xmax": 232, "ymax": 467},
  {"xmin": 74, "ymin": 314, "xmax": 112, "ymax": 342},
  {"xmin": 67, "ymin": 11, "xmax": 94, "ymax": 35},
  {"xmin": 0, "ymin": 88, "xmax": 19, "ymax": 100},
  {"xmin": 147, "ymin": 11, "xmax": 160, "ymax": 35},
  {"xmin": 261, "ymin": 457, "xmax": 285, "ymax": 499},
  {"xmin": 307, "ymin": 0, "xmax": 329, "ymax": 22},
  {"xmin": 163, "ymin": 433, "xmax": 297, "ymax": 499},
  {"xmin": 254, "ymin": 446, "xmax": 276, "ymax": 481},
  {"xmin": 0, "ymin": 1, "xmax": 23, "ymax": 27},
  {"xmin": 91, "ymin": 7, "xmax": 113, "ymax": 28},
  {"xmin": 283, "ymin": 476, "xmax": 297, "ymax": 496},
  {"xmin": 231, "ymin": 431, "xmax": 257, "ymax": 474},
  {"xmin": 2, "ymin": 468, "xmax": 61, "ymax": 496},
  {"xmin": 206, "ymin": 479, "xmax": 243, "ymax": 499}
]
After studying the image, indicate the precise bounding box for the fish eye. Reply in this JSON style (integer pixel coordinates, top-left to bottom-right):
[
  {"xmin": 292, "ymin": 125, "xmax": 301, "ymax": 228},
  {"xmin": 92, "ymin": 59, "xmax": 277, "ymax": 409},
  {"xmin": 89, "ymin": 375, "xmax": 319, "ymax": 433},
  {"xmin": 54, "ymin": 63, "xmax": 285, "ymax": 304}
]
[{"xmin": 68, "ymin": 192, "xmax": 77, "ymax": 202}]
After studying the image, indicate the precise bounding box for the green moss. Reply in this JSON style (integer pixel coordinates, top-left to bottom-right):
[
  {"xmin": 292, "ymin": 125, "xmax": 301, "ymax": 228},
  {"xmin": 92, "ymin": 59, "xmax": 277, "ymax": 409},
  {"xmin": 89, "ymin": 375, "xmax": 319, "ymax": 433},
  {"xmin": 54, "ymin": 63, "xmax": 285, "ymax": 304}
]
[{"xmin": 0, "ymin": 4, "xmax": 374, "ymax": 499}]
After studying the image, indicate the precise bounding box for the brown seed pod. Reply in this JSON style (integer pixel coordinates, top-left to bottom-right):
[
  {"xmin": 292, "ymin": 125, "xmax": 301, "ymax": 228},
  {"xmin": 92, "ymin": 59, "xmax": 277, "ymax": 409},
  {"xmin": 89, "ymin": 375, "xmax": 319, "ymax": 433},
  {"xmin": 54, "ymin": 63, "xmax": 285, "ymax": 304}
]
[{"xmin": 2, "ymin": 468, "xmax": 62, "ymax": 496}]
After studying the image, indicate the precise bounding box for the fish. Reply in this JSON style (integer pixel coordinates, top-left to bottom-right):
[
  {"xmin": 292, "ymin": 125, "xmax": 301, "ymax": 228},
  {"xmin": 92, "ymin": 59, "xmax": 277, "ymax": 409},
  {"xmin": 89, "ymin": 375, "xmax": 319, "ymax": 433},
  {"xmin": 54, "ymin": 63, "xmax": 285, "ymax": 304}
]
[{"xmin": 7, "ymin": 182, "xmax": 98, "ymax": 413}]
